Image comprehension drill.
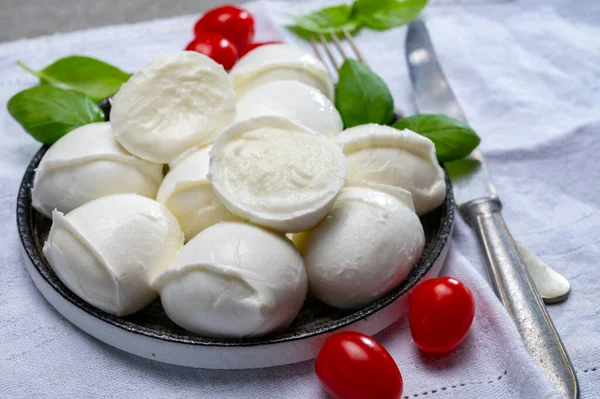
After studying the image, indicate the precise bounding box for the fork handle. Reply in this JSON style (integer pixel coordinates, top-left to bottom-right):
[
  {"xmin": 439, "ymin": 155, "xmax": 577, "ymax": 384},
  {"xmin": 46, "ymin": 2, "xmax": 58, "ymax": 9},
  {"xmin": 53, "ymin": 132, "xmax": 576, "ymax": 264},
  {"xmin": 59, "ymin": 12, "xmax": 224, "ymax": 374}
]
[{"xmin": 462, "ymin": 197, "xmax": 579, "ymax": 399}]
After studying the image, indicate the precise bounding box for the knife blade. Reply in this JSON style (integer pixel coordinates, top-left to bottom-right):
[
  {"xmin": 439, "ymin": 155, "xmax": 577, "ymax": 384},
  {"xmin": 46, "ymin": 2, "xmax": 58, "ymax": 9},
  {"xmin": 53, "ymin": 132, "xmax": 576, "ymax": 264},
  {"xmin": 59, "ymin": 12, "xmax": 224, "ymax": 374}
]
[
  {"xmin": 405, "ymin": 18, "xmax": 570, "ymax": 304},
  {"xmin": 406, "ymin": 19, "xmax": 579, "ymax": 398}
]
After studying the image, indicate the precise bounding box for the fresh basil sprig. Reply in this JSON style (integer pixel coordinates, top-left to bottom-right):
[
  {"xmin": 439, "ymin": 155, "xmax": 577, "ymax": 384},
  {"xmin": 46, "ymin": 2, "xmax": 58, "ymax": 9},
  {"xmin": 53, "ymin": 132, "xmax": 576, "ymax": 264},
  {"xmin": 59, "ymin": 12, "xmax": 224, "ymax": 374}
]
[
  {"xmin": 7, "ymin": 85, "xmax": 105, "ymax": 145},
  {"xmin": 289, "ymin": 4, "xmax": 361, "ymax": 39},
  {"xmin": 335, "ymin": 59, "xmax": 395, "ymax": 128},
  {"xmin": 393, "ymin": 115, "xmax": 480, "ymax": 162},
  {"xmin": 289, "ymin": 0, "xmax": 427, "ymax": 39},
  {"xmin": 353, "ymin": 0, "xmax": 428, "ymax": 30},
  {"xmin": 335, "ymin": 59, "xmax": 479, "ymax": 161},
  {"xmin": 18, "ymin": 56, "xmax": 130, "ymax": 102}
]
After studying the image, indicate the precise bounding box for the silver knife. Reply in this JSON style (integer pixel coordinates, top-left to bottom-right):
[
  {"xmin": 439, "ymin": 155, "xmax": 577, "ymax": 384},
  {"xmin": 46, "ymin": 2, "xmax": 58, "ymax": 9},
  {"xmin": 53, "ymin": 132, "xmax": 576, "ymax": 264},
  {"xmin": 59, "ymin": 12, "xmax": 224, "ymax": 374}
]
[
  {"xmin": 403, "ymin": 19, "xmax": 569, "ymax": 304},
  {"xmin": 406, "ymin": 19, "xmax": 579, "ymax": 398}
]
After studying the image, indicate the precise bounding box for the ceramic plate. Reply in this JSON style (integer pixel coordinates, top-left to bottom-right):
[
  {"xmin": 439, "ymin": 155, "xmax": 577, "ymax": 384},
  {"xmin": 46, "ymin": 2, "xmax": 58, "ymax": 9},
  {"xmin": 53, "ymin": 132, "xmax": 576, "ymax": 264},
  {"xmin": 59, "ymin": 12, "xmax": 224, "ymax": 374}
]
[{"xmin": 17, "ymin": 146, "xmax": 454, "ymax": 369}]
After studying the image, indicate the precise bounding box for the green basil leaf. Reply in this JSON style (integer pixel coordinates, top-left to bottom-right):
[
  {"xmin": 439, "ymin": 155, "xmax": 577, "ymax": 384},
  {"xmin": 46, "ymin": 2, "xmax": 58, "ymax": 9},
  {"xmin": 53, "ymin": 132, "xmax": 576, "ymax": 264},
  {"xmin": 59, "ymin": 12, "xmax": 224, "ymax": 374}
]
[
  {"xmin": 335, "ymin": 59, "xmax": 395, "ymax": 128},
  {"xmin": 354, "ymin": 0, "xmax": 427, "ymax": 30},
  {"xmin": 7, "ymin": 85, "xmax": 105, "ymax": 145},
  {"xmin": 18, "ymin": 56, "xmax": 130, "ymax": 102},
  {"xmin": 393, "ymin": 114, "xmax": 480, "ymax": 162},
  {"xmin": 288, "ymin": 4, "xmax": 361, "ymax": 39}
]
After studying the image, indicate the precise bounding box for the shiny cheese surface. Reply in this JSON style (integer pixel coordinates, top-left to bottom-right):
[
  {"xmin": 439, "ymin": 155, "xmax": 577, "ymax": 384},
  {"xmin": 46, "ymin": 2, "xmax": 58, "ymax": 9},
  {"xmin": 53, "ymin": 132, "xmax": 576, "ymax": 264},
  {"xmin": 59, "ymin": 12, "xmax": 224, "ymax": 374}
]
[
  {"xmin": 32, "ymin": 122, "xmax": 163, "ymax": 218},
  {"xmin": 334, "ymin": 124, "xmax": 447, "ymax": 215},
  {"xmin": 153, "ymin": 222, "xmax": 307, "ymax": 337},
  {"xmin": 209, "ymin": 116, "xmax": 347, "ymax": 232},
  {"xmin": 230, "ymin": 44, "xmax": 334, "ymax": 99},
  {"xmin": 156, "ymin": 145, "xmax": 237, "ymax": 241},
  {"xmin": 43, "ymin": 194, "xmax": 184, "ymax": 316},
  {"xmin": 234, "ymin": 80, "xmax": 343, "ymax": 139},
  {"xmin": 293, "ymin": 181, "xmax": 425, "ymax": 309},
  {"xmin": 111, "ymin": 51, "xmax": 236, "ymax": 164}
]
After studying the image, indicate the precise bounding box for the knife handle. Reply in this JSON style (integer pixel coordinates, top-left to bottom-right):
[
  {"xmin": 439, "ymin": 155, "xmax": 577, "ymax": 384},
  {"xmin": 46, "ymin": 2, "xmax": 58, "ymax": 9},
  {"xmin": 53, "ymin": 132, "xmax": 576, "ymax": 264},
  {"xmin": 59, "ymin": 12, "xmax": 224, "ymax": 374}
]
[{"xmin": 462, "ymin": 197, "xmax": 579, "ymax": 399}]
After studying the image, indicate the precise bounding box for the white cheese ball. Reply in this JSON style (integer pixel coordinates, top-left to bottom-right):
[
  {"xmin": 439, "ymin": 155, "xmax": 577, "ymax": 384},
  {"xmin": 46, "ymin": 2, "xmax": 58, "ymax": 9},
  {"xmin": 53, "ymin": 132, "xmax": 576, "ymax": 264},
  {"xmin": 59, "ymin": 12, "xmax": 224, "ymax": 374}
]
[
  {"xmin": 43, "ymin": 194, "xmax": 184, "ymax": 316},
  {"xmin": 230, "ymin": 44, "xmax": 334, "ymax": 99},
  {"xmin": 156, "ymin": 145, "xmax": 237, "ymax": 241},
  {"xmin": 111, "ymin": 51, "xmax": 236, "ymax": 164},
  {"xmin": 152, "ymin": 222, "xmax": 308, "ymax": 337},
  {"xmin": 32, "ymin": 122, "xmax": 163, "ymax": 218},
  {"xmin": 293, "ymin": 181, "xmax": 425, "ymax": 309},
  {"xmin": 334, "ymin": 124, "xmax": 447, "ymax": 215},
  {"xmin": 234, "ymin": 81, "xmax": 343, "ymax": 139},
  {"xmin": 209, "ymin": 116, "xmax": 347, "ymax": 233}
]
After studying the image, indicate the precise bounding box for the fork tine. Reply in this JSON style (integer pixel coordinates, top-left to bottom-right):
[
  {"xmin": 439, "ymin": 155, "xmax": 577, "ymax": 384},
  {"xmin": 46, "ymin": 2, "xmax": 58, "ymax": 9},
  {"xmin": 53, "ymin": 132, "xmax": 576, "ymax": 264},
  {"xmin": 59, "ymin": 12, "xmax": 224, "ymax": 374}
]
[
  {"xmin": 342, "ymin": 29, "xmax": 368, "ymax": 66},
  {"xmin": 329, "ymin": 31, "xmax": 348, "ymax": 61},
  {"xmin": 309, "ymin": 36, "xmax": 325, "ymax": 64},
  {"xmin": 310, "ymin": 36, "xmax": 335, "ymax": 80},
  {"xmin": 318, "ymin": 33, "xmax": 340, "ymax": 71}
]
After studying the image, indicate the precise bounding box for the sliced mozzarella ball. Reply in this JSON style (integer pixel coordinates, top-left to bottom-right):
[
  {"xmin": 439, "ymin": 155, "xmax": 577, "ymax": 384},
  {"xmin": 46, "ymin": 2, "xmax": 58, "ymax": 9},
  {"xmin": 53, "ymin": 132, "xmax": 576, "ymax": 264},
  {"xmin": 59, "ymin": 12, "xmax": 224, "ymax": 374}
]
[
  {"xmin": 111, "ymin": 51, "xmax": 236, "ymax": 164},
  {"xmin": 230, "ymin": 44, "xmax": 334, "ymax": 100},
  {"xmin": 32, "ymin": 122, "xmax": 163, "ymax": 218},
  {"xmin": 156, "ymin": 145, "xmax": 237, "ymax": 241},
  {"xmin": 153, "ymin": 222, "xmax": 307, "ymax": 337},
  {"xmin": 209, "ymin": 116, "xmax": 347, "ymax": 232},
  {"xmin": 43, "ymin": 194, "xmax": 184, "ymax": 316},
  {"xmin": 293, "ymin": 181, "xmax": 425, "ymax": 309},
  {"xmin": 334, "ymin": 124, "xmax": 447, "ymax": 215},
  {"xmin": 234, "ymin": 81, "xmax": 343, "ymax": 139}
]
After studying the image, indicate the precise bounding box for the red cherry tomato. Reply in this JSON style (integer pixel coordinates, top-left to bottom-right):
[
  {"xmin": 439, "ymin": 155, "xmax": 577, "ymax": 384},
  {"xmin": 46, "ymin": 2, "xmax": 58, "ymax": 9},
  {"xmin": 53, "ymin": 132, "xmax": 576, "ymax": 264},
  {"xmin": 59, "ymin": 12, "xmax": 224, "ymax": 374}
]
[
  {"xmin": 185, "ymin": 33, "xmax": 238, "ymax": 70},
  {"xmin": 240, "ymin": 41, "xmax": 283, "ymax": 57},
  {"xmin": 194, "ymin": 5, "xmax": 255, "ymax": 51},
  {"xmin": 409, "ymin": 277, "xmax": 475, "ymax": 354},
  {"xmin": 315, "ymin": 331, "xmax": 403, "ymax": 399}
]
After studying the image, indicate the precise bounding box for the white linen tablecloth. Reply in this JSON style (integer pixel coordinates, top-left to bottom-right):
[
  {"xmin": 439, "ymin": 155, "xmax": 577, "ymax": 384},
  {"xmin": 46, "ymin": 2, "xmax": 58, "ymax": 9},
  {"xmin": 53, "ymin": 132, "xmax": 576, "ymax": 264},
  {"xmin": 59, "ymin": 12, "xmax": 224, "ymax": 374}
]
[{"xmin": 0, "ymin": 1, "xmax": 599, "ymax": 397}]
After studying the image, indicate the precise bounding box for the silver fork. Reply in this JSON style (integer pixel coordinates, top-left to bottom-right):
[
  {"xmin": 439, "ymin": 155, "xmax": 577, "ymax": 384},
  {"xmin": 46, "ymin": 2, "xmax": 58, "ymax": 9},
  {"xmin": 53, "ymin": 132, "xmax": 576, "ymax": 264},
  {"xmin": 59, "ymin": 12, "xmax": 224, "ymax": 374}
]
[
  {"xmin": 309, "ymin": 30, "xmax": 570, "ymax": 304},
  {"xmin": 309, "ymin": 30, "xmax": 368, "ymax": 79},
  {"xmin": 310, "ymin": 29, "xmax": 404, "ymax": 118}
]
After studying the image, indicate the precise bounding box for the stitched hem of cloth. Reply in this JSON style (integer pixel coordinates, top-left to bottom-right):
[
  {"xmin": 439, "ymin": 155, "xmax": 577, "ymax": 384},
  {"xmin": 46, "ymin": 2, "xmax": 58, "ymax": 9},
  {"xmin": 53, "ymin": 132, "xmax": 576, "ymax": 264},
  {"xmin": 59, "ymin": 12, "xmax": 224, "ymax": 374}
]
[{"xmin": 402, "ymin": 370, "xmax": 508, "ymax": 398}]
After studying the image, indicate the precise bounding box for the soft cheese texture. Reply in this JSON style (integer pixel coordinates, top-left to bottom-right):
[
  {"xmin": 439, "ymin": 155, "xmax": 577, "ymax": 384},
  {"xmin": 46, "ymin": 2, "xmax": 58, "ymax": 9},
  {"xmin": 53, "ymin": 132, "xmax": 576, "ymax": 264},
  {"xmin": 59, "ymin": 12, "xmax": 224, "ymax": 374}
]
[
  {"xmin": 230, "ymin": 44, "xmax": 334, "ymax": 99},
  {"xmin": 111, "ymin": 51, "xmax": 236, "ymax": 164},
  {"xmin": 43, "ymin": 194, "xmax": 184, "ymax": 316},
  {"xmin": 153, "ymin": 222, "xmax": 307, "ymax": 337},
  {"xmin": 32, "ymin": 122, "xmax": 163, "ymax": 218},
  {"xmin": 156, "ymin": 145, "xmax": 237, "ymax": 241},
  {"xmin": 209, "ymin": 116, "xmax": 347, "ymax": 232},
  {"xmin": 293, "ymin": 181, "xmax": 425, "ymax": 309},
  {"xmin": 334, "ymin": 124, "xmax": 447, "ymax": 215},
  {"xmin": 234, "ymin": 81, "xmax": 343, "ymax": 139}
]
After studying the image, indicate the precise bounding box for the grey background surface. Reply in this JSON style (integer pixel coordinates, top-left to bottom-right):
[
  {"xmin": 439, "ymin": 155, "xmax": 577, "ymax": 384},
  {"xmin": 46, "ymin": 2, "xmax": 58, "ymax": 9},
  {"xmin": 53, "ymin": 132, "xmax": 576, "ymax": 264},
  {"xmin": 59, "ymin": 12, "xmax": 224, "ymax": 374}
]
[
  {"xmin": 2, "ymin": 0, "xmax": 596, "ymax": 44},
  {"xmin": 0, "ymin": 0, "xmax": 243, "ymax": 43}
]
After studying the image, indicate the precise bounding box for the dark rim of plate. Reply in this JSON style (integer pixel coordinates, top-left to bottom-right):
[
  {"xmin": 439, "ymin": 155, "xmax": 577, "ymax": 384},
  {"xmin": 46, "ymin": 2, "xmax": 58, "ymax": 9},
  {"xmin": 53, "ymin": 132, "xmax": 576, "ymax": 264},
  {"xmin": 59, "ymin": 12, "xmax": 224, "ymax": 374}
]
[{"xmin": 17, "ymin": 146, "xmax": 455, "ymax": 347}]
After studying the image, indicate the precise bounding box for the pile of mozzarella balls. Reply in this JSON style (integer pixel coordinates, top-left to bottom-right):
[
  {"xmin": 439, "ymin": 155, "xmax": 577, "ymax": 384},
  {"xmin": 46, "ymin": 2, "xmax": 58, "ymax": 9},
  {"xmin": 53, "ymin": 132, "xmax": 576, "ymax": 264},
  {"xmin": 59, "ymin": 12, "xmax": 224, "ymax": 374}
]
[{"xmin": 35, "ymin": 44, "xmax": 446, "ymax": 338}]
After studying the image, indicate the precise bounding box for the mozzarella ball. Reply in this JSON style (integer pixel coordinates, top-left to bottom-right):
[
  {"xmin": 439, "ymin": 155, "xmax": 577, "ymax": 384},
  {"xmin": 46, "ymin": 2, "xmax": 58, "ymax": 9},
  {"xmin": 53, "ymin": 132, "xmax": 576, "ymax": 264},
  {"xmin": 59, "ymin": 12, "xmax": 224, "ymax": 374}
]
[
  {"xmin": 209, "ymin": 116, "xmax": 347, "ymax": 233},
  {"xmin": 43, "ymin": 194, "xmax": 184, "ymax": 316},
  {"xmin": 152, "ymin": 222, "xmax": 307, "ymax": 337},
  {"xmin": 293, "ymin": 181, "xmax": 425, "ymax": 309},
  {"xmin": 234, "ymin": 81, "xmax": 343, "ymax": 139},
  {"xmin": 32, "ymin": 122, "xmax": 163, "ymax": 218},
  {"xmin": 111, "ymin": 51, "xmax": 236, "ymax": 164},
  {"xmin": 156, "ymin": 145, "xmax": 237, "ymax": 241},
  {"xmin": 230, "ymin": 44, "xmax": 334, "ymax": 99},
  {"xmin": 334, "ymin": 124, "xmax": 447, "ymax": 215}
]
